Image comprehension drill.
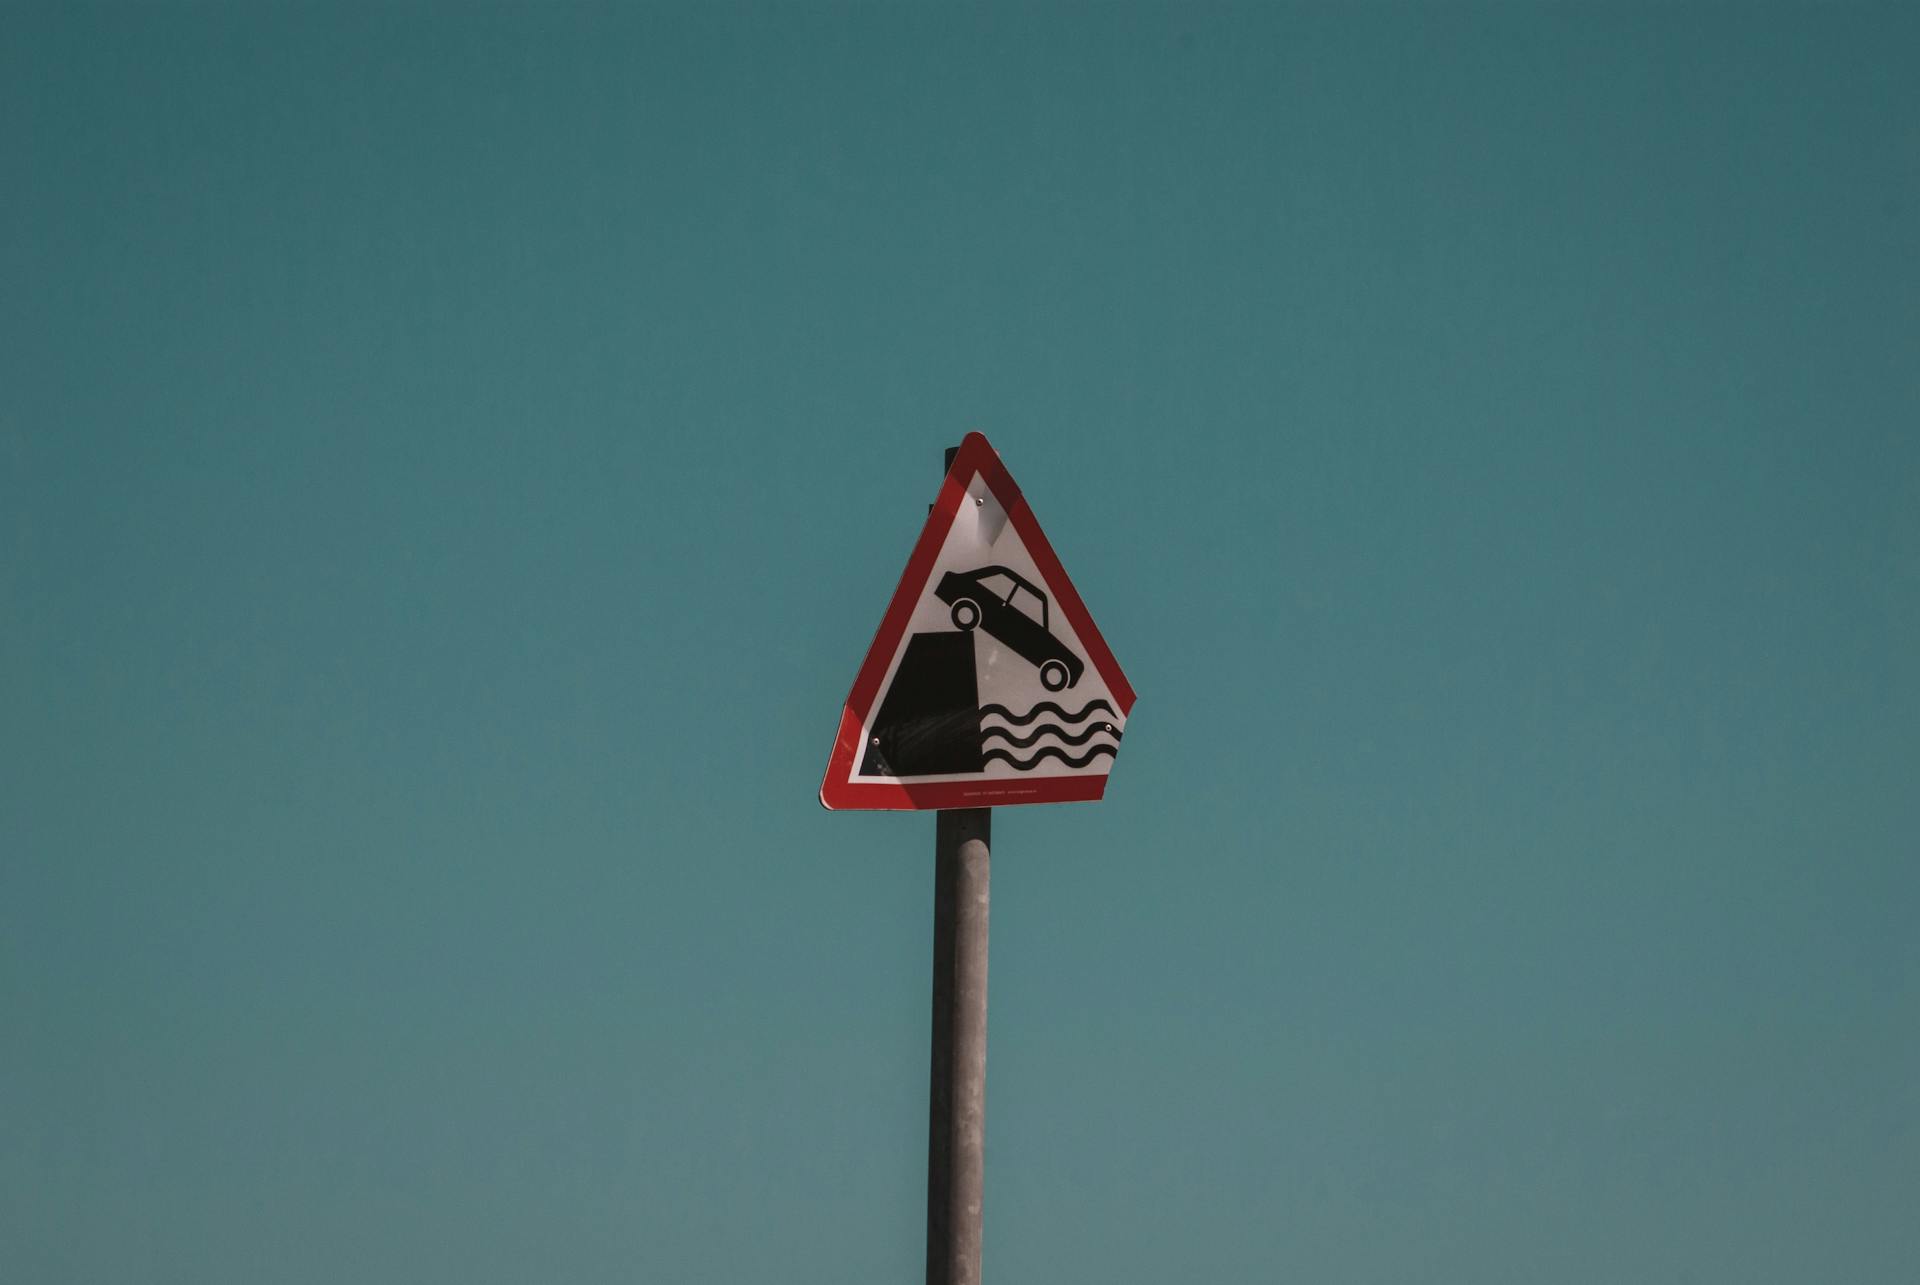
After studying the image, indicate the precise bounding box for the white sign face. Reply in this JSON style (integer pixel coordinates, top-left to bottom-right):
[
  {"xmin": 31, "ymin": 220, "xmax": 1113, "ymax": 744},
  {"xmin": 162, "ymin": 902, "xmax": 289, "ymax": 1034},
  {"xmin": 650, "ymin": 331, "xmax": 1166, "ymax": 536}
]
[{"xmin": 822, "ymin": 434, "xmax": 1135, "ymax": 811}]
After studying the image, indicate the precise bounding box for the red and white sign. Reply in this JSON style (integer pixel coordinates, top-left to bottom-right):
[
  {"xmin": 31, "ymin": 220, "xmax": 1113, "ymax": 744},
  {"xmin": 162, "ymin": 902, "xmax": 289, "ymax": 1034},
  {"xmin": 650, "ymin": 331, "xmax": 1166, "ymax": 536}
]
[{"xmin": 820, "ymin": 433, "xmax": 1136, "ymax": 810}]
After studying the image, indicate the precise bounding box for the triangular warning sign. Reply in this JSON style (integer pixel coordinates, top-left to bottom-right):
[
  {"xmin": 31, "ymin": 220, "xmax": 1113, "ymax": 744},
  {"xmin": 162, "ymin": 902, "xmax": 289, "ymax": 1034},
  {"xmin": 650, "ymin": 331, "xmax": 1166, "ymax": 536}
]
[{"xmin": 821, "ymin": 433, "xmax": 1136, "ymax": 810}]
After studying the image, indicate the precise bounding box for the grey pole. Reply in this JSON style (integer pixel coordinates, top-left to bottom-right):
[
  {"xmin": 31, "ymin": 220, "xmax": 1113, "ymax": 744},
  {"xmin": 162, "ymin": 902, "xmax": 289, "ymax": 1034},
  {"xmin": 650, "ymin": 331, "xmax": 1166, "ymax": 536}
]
[
  {"xmin": 926, "ymin": 442, "xmax": 992, "ymax": 1285},
  {"xmin": 927, "ymin": 806, "xmax": 990, "ymax": 1285}
]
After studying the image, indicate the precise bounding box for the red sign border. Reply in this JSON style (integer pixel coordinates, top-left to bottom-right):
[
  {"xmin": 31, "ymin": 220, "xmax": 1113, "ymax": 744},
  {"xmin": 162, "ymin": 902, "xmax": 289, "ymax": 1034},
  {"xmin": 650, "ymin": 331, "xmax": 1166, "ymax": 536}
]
[{"xmin": 819, "ymin": 432, "xmax": 1136, "ymax": 811}]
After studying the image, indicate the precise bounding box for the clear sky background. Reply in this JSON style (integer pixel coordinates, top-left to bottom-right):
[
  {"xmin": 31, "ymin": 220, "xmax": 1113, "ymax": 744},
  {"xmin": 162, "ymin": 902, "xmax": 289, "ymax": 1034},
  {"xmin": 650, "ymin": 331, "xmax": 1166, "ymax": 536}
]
[{"xmin": 5, "ymin": 4, "xmax": 1916, "ymax": 1282}]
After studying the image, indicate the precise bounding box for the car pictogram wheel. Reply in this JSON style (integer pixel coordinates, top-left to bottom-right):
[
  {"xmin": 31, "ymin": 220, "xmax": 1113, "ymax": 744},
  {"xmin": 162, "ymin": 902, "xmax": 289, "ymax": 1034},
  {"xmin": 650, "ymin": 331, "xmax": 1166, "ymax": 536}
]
[
  {"xmin": 950, "ymin": 599, "xmax": 981, "ymax": 630},
  {"xmin": 1040, "ymin": 660, "xmax": 1070, "ymax": 692}
]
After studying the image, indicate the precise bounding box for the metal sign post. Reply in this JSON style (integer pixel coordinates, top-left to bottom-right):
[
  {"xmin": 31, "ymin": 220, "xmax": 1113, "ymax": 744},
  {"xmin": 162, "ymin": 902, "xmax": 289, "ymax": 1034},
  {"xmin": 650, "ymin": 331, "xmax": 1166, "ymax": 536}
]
[{"xmin": 927, "ymin": 806, "xmax": 990, "ymax": 1285}]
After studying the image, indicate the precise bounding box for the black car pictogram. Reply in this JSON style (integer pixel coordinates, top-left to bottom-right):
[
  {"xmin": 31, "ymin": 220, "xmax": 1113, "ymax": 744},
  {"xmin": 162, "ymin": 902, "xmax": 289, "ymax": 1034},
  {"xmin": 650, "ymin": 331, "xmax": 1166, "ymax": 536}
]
[{"xmin": 933, "ymin": 565, "xmax": 1085, "ymax": 692}]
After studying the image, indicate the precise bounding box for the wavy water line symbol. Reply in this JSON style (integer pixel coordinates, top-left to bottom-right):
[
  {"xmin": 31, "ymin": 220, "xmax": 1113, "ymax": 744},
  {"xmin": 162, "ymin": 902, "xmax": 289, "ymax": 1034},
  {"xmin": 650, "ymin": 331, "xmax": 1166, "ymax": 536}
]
[
  {"xmin": 981, "ymin": 743, "xmax": 1119, "ymax": 771},
  {"xmin": 979, "ymin": 722, "xmax": 1122, "ymax": 750},
  {"xmin": 976, "ymin": 699, "xmax": 1115, "ymax": 727}
]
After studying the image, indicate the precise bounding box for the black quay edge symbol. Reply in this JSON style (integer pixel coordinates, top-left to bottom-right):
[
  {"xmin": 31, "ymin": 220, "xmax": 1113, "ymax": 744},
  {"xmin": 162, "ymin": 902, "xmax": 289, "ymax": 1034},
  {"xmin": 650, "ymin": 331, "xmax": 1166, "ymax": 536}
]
[{"xmin": 859, "ymin": 565, "xmax": 1122, "ymax": 778}]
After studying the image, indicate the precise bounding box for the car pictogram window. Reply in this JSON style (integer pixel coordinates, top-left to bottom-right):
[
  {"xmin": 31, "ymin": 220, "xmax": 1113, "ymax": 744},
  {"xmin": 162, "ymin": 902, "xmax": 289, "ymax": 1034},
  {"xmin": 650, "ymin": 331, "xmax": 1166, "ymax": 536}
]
[
  {"xmin": 1008, "ymin": 585, "xmax": 1046, "ymax": 627},
  {"xmin": 976, "ymin": 573, "xmax": 1016, "ymax": 602}
]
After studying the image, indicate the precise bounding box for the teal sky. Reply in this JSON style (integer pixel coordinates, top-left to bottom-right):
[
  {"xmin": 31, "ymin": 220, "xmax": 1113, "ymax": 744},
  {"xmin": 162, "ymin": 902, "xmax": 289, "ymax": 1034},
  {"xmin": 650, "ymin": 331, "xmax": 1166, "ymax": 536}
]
[{"xmin": 5, "ymin": 4, "xmax": 1916, "ymax": 1281}]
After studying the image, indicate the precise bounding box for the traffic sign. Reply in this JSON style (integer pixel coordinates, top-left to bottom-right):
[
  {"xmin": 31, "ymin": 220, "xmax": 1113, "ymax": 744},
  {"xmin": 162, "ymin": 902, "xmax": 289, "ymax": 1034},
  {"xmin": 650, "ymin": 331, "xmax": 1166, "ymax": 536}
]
[{"xmin": 820, "ymin": 433, "xmax": 1136, "ymax": 810}]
